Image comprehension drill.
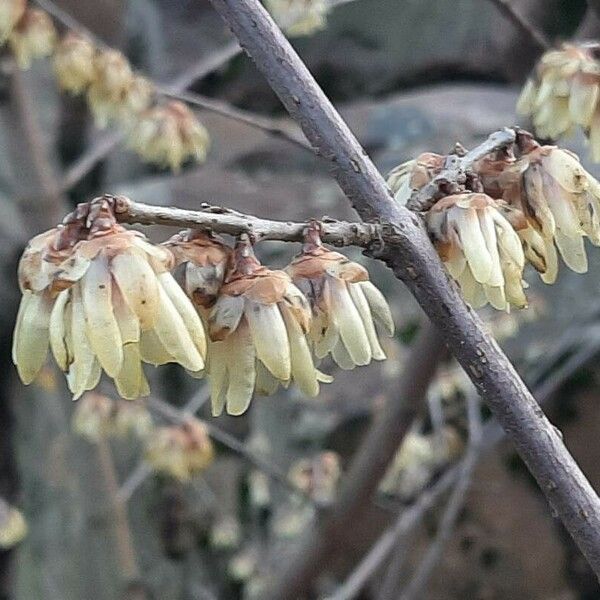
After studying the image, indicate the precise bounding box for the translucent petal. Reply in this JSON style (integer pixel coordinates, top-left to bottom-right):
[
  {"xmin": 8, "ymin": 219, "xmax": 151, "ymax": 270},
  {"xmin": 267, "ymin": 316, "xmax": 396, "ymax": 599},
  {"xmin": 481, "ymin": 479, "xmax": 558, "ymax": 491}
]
[
  {"xmin": 358, "ymin": 281, "xmax": 395, "ymax": 336},
  {"xmin": 49, "ymin": 289, "xmax": 70, "ymax": 371},
  {"xmin": 347, "ymin": 284, "xmax": 386, "ymax": 361},
  {"xmin": 225, "ymin": 323, "xmax": 256, "ymax": 416}
]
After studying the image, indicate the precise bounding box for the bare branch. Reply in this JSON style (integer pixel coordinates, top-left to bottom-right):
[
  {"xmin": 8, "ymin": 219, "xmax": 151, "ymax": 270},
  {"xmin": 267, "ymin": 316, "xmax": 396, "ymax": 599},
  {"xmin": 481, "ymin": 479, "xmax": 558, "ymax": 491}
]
[
  {"xmin": 406, "ymin": 128, "xmax": 517, "ymax": 212},
  {"xmin": 205, "ymin": 0, "xmax": 600, "ymax": 593},
  {"xmin": 115, "ymin": 196, "xmax": 381, "ymax": 246},
  {"xmin": 485, "ymin": 0, "xmax": 552, "ymax": 51}
]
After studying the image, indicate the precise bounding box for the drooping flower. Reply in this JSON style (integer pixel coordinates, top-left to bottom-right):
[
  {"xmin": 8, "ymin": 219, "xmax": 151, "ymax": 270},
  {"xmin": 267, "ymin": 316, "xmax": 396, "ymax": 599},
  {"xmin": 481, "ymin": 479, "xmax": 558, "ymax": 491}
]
[
  {"xmin": 386, "ymin": 152, "xmax": 445, "ymax": 205},
  {"xmin": 87, "ymin": 48, "xmax": 134, "ymax": 127},
  {"xmin": 8, "ymin": 8, "xmax": 56, "ymax": 69},
  {"xmin": 207, "ymin": 236, "xmax": 325, "ymax": 416},
  {"xmin": 127, "ymin": 100, "xmax": 210, "ymax": 171},
  {"xmin": 163, "ymin": 229, "xmax": 232, "ymax": 310},
  {"xmin": 53, "ymin": 33, "xmax": 96, "ymax": 94},
  {"xmin": 286, "ymin": 222, "xmax": 394, "ymax": 369},
  {"xmin": 517, "ymin": 43, "xmax": 600, "ymax": 150},
  {"xmin": 0, "ymin": 0, "xmax": 24, "ymax": 44},
  {"xmin": 145, "ymin": 419, "xmax": 214, "ymax": 481},
  {"xmin": 12, "ymin": 195, "xmax": 207, "ymax": 400},
  {"xmin": 72, "ymin": 391, "xmax": 114, "ymax": 442},
  {"xmin": 426, "ymin": 192, "xmax": 527, "ymax": 310},
  {"xmin": 265, "ymin": 0, "xmax": 329, "ymax": 36}
]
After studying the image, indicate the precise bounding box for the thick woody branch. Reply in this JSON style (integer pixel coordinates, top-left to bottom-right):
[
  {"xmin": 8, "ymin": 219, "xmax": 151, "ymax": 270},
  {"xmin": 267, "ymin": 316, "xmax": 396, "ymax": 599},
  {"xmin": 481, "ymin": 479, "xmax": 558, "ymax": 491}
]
[
  {"xmin": 206, "ymin": 0, "xmax": 600, "ymax": 595},
  {"xmin": 115, "ymin": 197, "xmax": 381, "ymax": 247},
  {"xmin": 406, "ymin": 127, "xmax": 517, "ymax": 212}
]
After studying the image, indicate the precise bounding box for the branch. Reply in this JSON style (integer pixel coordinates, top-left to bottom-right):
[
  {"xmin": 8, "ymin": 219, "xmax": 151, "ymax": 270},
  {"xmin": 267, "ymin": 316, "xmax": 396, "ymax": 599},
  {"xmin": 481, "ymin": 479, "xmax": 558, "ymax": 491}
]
[
  {"xmin": 486, "ymin": 0, "xmax": 552, "ymax": 51},
  {"xmin": 205, "ymin": 0, "xmax": 600, "ymax": 593},
  {"xmin": 158, "ymin": 88, "xmax": 312, "ymax": 152},
  {"xmin": 406, "ymin": 128, "xmax": 517, "ymax": 212},
  {"xmin": 589, "ymin": 0, "xmax": 600, "ymax": 20},
  {"xmin": 115, "ymin": 196, "xmax": 381, "ymax": 246}
]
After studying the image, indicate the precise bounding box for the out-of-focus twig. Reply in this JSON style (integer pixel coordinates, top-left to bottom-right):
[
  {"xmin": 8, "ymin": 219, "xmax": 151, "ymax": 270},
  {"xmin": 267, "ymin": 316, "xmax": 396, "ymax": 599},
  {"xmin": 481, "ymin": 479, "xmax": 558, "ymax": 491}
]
[{"xmin": 485, "ymin": 0, "xmax": 552, "ymax": 50}]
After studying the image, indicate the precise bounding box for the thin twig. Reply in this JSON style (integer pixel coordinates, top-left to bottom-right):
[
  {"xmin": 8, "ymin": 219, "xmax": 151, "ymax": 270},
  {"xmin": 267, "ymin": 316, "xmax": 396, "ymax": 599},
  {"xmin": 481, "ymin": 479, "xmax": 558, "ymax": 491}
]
[
  {"xmin": 159, "ymin": 88, "xmax": 312, "ymax": 151},
  {"xmin": 206, "ymin": 0, "xmax": 600, "ymax": 593},
  {"xmin": 486, "ymin": 0, "xmax": 552, "ymax": 51},
  {"xmin": 146, "ymin": 396, "xmax": 316, "ymax": 506}
]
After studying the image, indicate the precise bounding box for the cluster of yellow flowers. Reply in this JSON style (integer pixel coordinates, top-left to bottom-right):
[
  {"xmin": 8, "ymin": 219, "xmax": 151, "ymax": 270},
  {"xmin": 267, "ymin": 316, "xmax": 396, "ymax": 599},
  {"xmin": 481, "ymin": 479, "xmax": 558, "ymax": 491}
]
[
  {"xmin": 388, "ymin": 131, "xmax": 600, "ymax": 311},
  {"xmin": 265, "ymin": 0, "xmax": 329, "ymax": 36},
  {"xmin": 12, "ymin": 196, "xmax": 394, "ymax": 416},
  {"xmin": 518, "ymin": 42, "xmax": 600, "ymax": 160},
  {"xmin": 0, "ymin": 0, "xmax": 209, "ymax": 171}
]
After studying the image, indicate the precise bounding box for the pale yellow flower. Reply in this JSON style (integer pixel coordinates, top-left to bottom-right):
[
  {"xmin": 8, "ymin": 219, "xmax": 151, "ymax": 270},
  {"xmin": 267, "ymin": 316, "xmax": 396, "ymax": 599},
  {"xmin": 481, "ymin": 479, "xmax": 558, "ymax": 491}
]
[
  {"xmin": 128, "ymin": 100, "xmax": 210, "ymax": 171},
  {"xmin": 13, "ymin": 195, "xmax": 207, "ymax": 400},
  {"xmin": 53, "ymin": 33, "xmax": 96, "ymax": 94},
  {"xmin": 386, "ymin": 152, "xmax": 445, "ymax": 205},
  {"xmin": 207, "ymin": 236, "xmax": 323, "ymax": 416},
  {"xmin": 426, "ymin": 193, "xmax": 526, "ymax": 311},
  {"xmin": 9, "ymin": 8, "xmax": 56, "ymax": 69},
  {"xmin": 0, "ymin": 500, "xmax": 26, "ymax": 550},
  {"xmin": 286, "ymin": 222, "xmax": 394, "ymax": 369}
]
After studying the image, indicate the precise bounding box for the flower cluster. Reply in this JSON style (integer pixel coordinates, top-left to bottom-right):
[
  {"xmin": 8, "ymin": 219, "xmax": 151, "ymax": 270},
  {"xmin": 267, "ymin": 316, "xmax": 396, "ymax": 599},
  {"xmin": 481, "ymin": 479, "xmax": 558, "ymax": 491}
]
[
  {"xmin": 265, "ymin": 0, "xmax": 329, "ymax": 37},
  {"xmin": 13, "ymin": 196, "xmax": 393, "ymax": 416},
  {"xmin": 1, "ymin": 1, "xmax": 211, "ymax": 171},
  {"xmin": 517, "ymin": 43, "xmax": 600, "ymax": 159},
  {"xmin": 388, "ymin": 131, "xmax": 600, "ymax": 310},
  {"xmin": 13, "ymin": 195, "xmax": 206, "ymax": 399},
  {"xmin": 144, "ymin": 419, "xmax": 214, "ymax": 481}
]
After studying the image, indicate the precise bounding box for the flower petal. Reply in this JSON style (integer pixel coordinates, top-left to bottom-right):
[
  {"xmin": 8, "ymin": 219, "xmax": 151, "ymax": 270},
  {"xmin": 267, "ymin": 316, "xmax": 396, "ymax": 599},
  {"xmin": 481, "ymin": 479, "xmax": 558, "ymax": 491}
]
[
  {"xmin": 158, "ymin": 272, "xmax": 207, "ymax": 358},
  {"xmin": 115, "ymin": 344, "xmax": 147, "ymax": 400},
  {"xmin": 245, "ymin": 301, "xmax": 291, "ymax": 380},
  {"xmin": 208, "ymin": 340, "xmax": 228, "ymax": 416},
  {"xmin": 49, "ymin": 289, "xmax": 70, "ymax": 371},
  {"xmin": 358, "ymin": 281, "xmax": 395, "ymax": 336},
  {"xmin": 225, "ymin": 323, "xmax": 256, "ymax": 416},
  {"xmin": 69, "ymin": 285, "xmax": 97, "ymax": 399},
  {"xmin": 110, "ymin": 251, "xmax": 160, "ymax": 330},
  {"xmin": 348, "ymin": 283, "xmax": 386, "ymax": 361},
  {"xmin": 208, "ymin": 295, "xmax": 244, "ymax": 341},
  {"xmin": 139, "ymin": 329, "xmax": 175, "ymax": 365},
  {"xmin": 81, "ymin": 256, "xmax": 123, "ymax": 377},
  {"xmin": 13, "ymin": 291, "xmax": 51, "ymax": 384},
  {"xmin": 280, "ymin": 304, "xmax": 319, "ymax": 397}
]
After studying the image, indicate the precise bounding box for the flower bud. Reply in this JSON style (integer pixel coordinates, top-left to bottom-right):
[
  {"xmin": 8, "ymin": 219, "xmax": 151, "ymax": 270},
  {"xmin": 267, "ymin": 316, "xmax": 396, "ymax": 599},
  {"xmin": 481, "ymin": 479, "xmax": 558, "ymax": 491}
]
[{"xmin": 265, "ymin": 0, "xmax": 329, "ymax": 36}]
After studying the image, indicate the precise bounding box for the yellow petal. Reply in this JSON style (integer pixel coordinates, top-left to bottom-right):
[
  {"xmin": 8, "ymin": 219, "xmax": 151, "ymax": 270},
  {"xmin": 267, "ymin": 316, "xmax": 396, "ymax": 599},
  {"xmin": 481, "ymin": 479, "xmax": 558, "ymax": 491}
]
[
  {"xmin": 208, "ymin": 340, "xmax": 228, "ymax": 416},
  {"xmin": 331, "ymin": 340, "xmax": 356, "ymax": 370},
  {"xmin": 157, "ymin": 273, "xmax": 207, "ymax": 358},
  {"xmin": 358, "ymin": 281, "xmax": 394, "ymax": 336},
  {"xmin": 255, "ymin": 361, "xmax": 281, "ymax": 396},
  {"xmin": 554, "ymin": 230, "xmax": 588, "ymax": 273},
  {"xmin": 329, "ymin": 279, "xmax": 371, "ymax": 366},
  {"xmin": 569, "ymin": 79, "xmax": 599, "ymax": 127},
  {"xmin": 348, "ymin": 283, "xmax": 386, "ymax": 361},
  {"xmin": 245, "ymin": 301, "xmax": 291, "ymax": 380},
  {"xmin": 139, "ymin": 330, "xmax": 175, "ymax": 365},
  {"xmin": 154, "ymin": 284, "xmax": 204, "ymax": 372},
  {"xmin": 115, "ymin": 344, "xmax": 146, "ymax": 400},
  {"xmin": 13, "ymin": 291, "xmax": 51, "ymax": 384},
  {"xmin": 280, "ymin": 304, "xmax": 319, "ymax": 397},
  {"xmin": 111, "ymin": 251, "xmax": 160, "ymax": 329},
  {"xmin": 225, "ymin": 323, "xmax": 256, "ymax": 416},
  {"xmin": 208, "ymin": 295, "xmax": 244, "ymax": 341},
  {"xmin": 540, "ymin": 239, "xmax": 559, "ymax": 284},
  {"xmin": 49, "ymin": 289, "xmax": 70, "ymax": 371},
  {"xmin": 81, "ymin": 256, "xmax": 123, "ymax": 377},
  {"xmin": 477, "ymin": 210, "xmax": 503, "ymax": 287},
  {"xmin": 69, "ymin": 286, "xmax": 97, "ymax": 399},
  {"xmin": 455, "ymin": 208, "xmax": 492, "ymax": 284}
]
